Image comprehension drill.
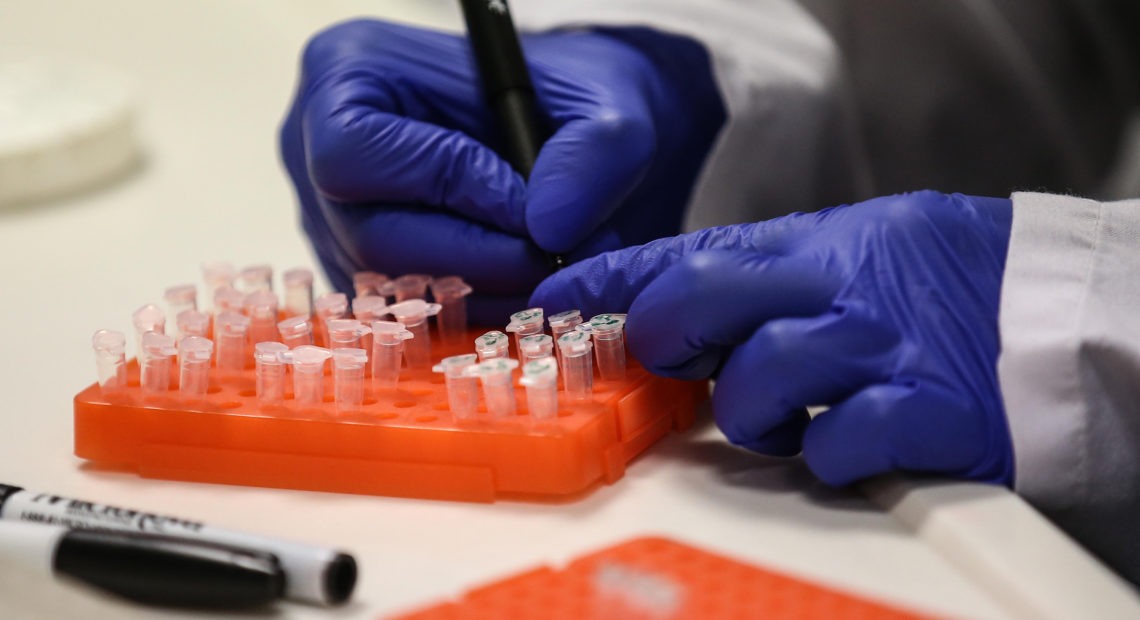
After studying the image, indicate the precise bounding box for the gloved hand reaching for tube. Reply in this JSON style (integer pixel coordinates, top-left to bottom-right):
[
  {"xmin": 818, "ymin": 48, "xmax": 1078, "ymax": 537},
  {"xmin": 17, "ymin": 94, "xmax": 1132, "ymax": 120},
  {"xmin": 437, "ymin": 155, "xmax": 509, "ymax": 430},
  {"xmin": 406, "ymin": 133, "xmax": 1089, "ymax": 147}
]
[
  {"xmin": 531, "ymin": 191, "xmax": 1015, "ymax": 487},
  {"xmin": 279, "ymin": 19, "xmax": 725, "ymax": 324}
]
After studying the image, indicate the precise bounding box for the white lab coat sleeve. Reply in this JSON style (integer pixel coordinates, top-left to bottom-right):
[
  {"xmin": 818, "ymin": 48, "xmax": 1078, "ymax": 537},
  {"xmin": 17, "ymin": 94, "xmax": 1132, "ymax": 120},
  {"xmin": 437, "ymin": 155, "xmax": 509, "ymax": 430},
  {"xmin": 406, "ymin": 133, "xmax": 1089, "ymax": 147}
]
[
  {"xmin": 999, "ymin": 192, "xmax": 1140, "ymax": 584},
  {"xmin": 513, "ymin": 1, "xmax": 874, "ymax": 231}
]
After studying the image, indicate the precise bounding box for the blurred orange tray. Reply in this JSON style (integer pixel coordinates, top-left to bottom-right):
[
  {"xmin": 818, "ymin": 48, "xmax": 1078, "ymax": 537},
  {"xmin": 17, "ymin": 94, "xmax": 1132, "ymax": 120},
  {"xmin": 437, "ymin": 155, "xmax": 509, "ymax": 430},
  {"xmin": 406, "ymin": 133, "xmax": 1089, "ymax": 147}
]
[
  {"xmin": 73, "ymin": 328, "xmax": 707, "ymax": 502},
  {"xmin": 391, "ymin": 536, "xmax": 937, "ymax": 619}
]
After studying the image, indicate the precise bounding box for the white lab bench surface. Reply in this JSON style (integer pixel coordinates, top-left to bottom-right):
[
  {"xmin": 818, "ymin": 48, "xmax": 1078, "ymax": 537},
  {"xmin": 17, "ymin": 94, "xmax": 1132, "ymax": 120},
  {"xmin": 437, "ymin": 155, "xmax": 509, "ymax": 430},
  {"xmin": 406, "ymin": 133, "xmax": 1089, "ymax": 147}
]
[{"xmin": 0, "ymin": 2, "xmax": 1135, "ymax": 618}]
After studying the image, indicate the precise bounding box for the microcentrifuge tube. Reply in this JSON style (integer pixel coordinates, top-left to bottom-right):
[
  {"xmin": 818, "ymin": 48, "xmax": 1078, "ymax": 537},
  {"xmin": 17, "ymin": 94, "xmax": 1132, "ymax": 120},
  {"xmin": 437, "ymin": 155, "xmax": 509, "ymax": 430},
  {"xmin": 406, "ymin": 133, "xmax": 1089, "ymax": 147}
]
[
  {"xmin": 429, "ymin": 276, "xmax": 472, "ymax": 345},
  {"xmin": 383, "ymin": 274, "xmax": 432, "ymax": 303},
  {"xmin": 587, "ymin": 314, "xmax": 628, "ymax": 381},
  {"xmin": 548, "ymin": 309, "xmax": 582, "ymax": 367},
  {"xmin": 505, "ymin": 308, "xmax": 544, "ymax": 359},
  {"xmin": 201, "ymin": 262, "xmax": 235, "ymax": 310},
  {"xmin": 352, "ymin": 295, "xmax": 389, "ymax": 323},
  {"xmin": 132, "ymin": 303, "xmax": 166, "ymax": 362},
  {"xmin": 313, "ymin": 292, "xmax": 348, "ymax": 347},
  {"xmin": 351, "ymin": 296, "xmax": 387, "ymax": 368},
  {"xmin": 254, "ymin": 342, "xmax": 289, "ymax": 406},
  {"xmin": 518, "ymin": 334, "xmax": 554, "ymax": 367},
  {"xmin": 283, "ymin": 345, "xmax": 332, "ymax": 407},
  {"xmin": 474, "ymin": 331, "xmax": 510, "ymax": 361},
  {"xmin": 277, "ymin": 315, "xmax": 314, "ymax": 348},
  {"xmin": 140, "ymin": 332, "xmax": 177, "ymax": 393},
  {"xmin": 213, "ymin": 285, "xmax": 245, "ymax": 316},
  {"xmin": 178, "ymin": 336, "xmax": 213, "ymax": 397},
  {"xmin": 371, "ymin": 321, "xmax": 414, "ymax": 390},
  {"xmin": 327, "ymin": 319, "xmax": 370, "ymax": 350},
  {"xmin": 520, "ymin": 356, "xmax": 559, "ymax": 420},
  {"xmin": 353, "ymin": 271, "xmax": 389, "ymax": 299},
  {"xmin": 466, "ymin": 358, "xmax": 520, "ymax": 418},
  {"xmin": 387, "ymin": 299, "xmax": 441, "ymax": 368},
  {"xmin": 214, "ymin": 311, "xmax": 251, "ymax": 374},
  {"xmin": 238, "ymin": 264, "xmax": 273, "ymax": 293},
  {"xmin": 163, "ymin": 284, "xmax": 197, "ymax": 329},
  {"xmin": 557, "ymin": 330, "xmax": 594, "ymax": 401},
  {"xmin": 332, "ymin": 348, "xmax": 368, "ymax": 413},
  {"xmin": 91, "ymin": 329, "xmax": 127, "ymax": 391},
  {"xmin": 177, "ymin": 309, "xmax": 210, "ymax": 340},
  {"xmin": 243, "ymin": 290, "xmax": 280, "ymax": 346},
  {"xmin": 282, "ymin": 267, "xmax": 314, "ymax": 317},
  {"xmin": 432, "ymin": 354, "xmax": 479, "ymax": 419}
]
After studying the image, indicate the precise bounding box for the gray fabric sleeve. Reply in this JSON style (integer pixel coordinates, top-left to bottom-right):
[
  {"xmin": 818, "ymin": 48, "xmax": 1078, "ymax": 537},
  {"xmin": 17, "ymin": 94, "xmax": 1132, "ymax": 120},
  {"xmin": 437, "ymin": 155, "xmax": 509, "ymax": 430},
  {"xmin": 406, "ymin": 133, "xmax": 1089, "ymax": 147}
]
[{"xmin": 1000, "ymin": 192, "xmax": 1140, "ymax": 585}]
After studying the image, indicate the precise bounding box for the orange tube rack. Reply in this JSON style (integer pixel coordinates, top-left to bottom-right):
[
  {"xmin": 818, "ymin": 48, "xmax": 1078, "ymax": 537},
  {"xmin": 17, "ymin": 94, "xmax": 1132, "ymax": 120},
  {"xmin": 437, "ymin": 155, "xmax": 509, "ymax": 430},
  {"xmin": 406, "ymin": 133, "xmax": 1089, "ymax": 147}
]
[
  {"xmin": 392, "ymin": 536, "xmax": 935, "ymax": 619},
  {"xmin": 74, "ymin": 327, "xmax": 707, "ymax": 502}
]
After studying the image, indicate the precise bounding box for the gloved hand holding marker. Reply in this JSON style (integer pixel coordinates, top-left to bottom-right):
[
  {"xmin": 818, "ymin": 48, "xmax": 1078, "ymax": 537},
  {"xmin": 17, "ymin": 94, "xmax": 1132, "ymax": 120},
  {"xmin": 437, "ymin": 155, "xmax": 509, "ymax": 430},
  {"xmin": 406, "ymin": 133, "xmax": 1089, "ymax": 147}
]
[
  {"xmin": 532, "ymin": 191, "xmax": 1015, "ymax": 487},
  {"xmin": 279, "ymin": 19, "xmax": 725, "ymax": 324}
]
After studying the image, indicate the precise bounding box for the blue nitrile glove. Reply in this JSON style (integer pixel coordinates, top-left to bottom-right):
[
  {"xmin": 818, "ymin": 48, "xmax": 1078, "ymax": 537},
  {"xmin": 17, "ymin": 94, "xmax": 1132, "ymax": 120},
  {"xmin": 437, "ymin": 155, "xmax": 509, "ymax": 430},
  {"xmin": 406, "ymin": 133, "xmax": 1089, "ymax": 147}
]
[
  {"xmin": 532, "ymin": 191, "xmax": 1015, "ymax": 486},
  {"xmin": 279, "ymin": 19, "xmax": 725, "ymax": 324}
]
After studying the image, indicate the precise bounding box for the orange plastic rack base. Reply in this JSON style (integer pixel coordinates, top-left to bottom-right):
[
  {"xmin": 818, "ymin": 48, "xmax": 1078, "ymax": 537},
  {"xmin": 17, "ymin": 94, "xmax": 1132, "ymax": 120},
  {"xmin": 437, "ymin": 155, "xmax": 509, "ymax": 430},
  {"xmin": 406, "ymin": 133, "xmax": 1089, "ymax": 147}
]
[
  {"xmin": 74, "ymin": 328, "xmax": 707, "ymax": 502},
  {"xmin": 391, "ymin": 536, "xmax": 937, "ymax": 619}
]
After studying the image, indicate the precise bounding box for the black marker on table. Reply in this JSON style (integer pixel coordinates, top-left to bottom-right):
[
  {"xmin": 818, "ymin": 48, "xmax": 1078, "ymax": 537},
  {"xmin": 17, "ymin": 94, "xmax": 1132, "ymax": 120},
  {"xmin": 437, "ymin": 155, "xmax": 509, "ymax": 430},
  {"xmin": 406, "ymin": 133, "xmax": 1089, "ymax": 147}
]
[
  {"xmin": 0, "ymin": 521, "xmax": 283, "ymax": 608},
  {"xmin": 458, "ymin": 0, "xmax": 566, "ymax": 270},
  {"xmin": 0, "ymin": 483, "xmax": 357, "ymax": 606}
]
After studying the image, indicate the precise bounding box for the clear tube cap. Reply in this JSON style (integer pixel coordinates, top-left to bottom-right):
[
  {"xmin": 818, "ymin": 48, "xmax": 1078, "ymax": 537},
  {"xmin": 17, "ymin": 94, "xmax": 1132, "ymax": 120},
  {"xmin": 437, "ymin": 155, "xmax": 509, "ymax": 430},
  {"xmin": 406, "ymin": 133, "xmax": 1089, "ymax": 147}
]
[
  {"xmin": 202, "ymin": 262, "xmax": 236, "ymax": 285},
  {"xmin": 277, "ymin": 315, "xmax": 311, "ymax": 337},
  {"xmin": 177, "ymin": 309, "xmax": 210, "ymax": 332},
  {"xmin": 371, "ymin": 320, "xmax": 414, "ymax": 343},
  {"xmin": 213, "ymin": 286, "xmax": 246, "ymax": 314},
  {"xmin": 131, "ymin": 304, "xmax": 165, "ymax": 331},
  {"xmin": 216, "ymin": 311, "xmax": 251, "ymax": 334},
  {"xmin": 475, "ymin": 331, "xmax": 508, "ymax": 354},
  {"xmin": 429, "ymin": 276, "xmax": 472, "ymax": 302},
  {"xmin": 283, "ymin": 267, "xmax": 313, "ymax": 286},
  {"xmin": 254, "ymin": 341, "xmax": 289, "ymax": 363},
  {"xmin": 142, "ymin": 332, "xmax": 177, "ymax": 357},
  {"xmin": 382, "ymin": 274, "xmax": 432, "ymax": 297},
  {"xmin": 178, "ymin": 336, "xmax": 213, "ymax": 361},
  {"xmin": 388, "ymin": 299, "xmax": 442, "ymax": 323},
  {"xmin": 519, "ymin": 334, "xmax": 553, "ymax": 355},
  {"xmin": 588, "ymin": 313, "xmax": 628, "ymax": 335},
  {"xmin": 92, "ymin": 329, "xmax": 126, "ymax": 355},
  {"xmin": 557, "ymin": 330, "xmax": 593, "ymax": 355},
  {"xmin": 352, "ymin": 295, "xmax": 389, "ymax": 320},
  {"xmin": 243, "ymin": 290, "xmax": 279, "ymax": 318},
  {"xmin": 239, "ymin": 264, "xmax": 272, "ymax": 288},
  {"xmin": 506, "ymin": 307, "xmax": 544, "ymax": 332},
  {"xmin": 283, "ymin": 345, "xmax": 332, "ymax": 368},
  {"xmin": 314, "ymin": 292, "xmax": 348, "ymax": 315},
  {"xmin": 327, "ymin": 319, "xmax": 371, "ymax": 339},
  {"xmin": 548, "ymin": 309, "xmax": 582, "ymax": 329},
  {"xmin": 465, "ymin": 357, "xmax": 520, "ymax": 378},
  {"xmin": 353, "ymin": 271, "xmax": 389, "ymax": 294},
  {"xmin": 432, "ymin": 353, "xmax": 478, "ymax": 375},
  {"xmin": 163, "ymin": 284, "xmax": 196, "ymax": 305}
]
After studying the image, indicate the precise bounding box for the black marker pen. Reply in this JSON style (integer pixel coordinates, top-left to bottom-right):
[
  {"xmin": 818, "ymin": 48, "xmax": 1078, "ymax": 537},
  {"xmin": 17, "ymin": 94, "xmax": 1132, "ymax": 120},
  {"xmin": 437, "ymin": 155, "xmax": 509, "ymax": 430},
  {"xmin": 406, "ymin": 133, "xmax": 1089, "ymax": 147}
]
[
  {"xmin": 0, "ymin": 521, "xmax": 283, "ymax": 608},
  {"xmin": 458, "ymin": 0, "xmax": 567, "ymax": 270},
  {"xmin": 0, "ymin": 483, "xmax": 357, "ymax": 606}
]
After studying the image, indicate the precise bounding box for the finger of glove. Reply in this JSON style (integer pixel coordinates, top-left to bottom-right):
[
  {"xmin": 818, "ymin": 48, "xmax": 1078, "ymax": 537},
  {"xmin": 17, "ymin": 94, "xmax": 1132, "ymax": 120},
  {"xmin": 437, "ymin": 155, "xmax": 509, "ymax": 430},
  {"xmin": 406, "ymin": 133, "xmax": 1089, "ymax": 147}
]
[
  {"xmin": 301, "ymin": 79, "xmax": 528, "ymax": 235},
  {"xmin": 802, "ymin": 382, "xmax": 990, "ymax": 486},
  {"xmin": 525, "ymin": 109, "xmax": 657, "ymax": 254},
  {"xmin": 529, "ymin": 223, "xmax": 766, "ymax": 316},
  {"xmin": 328, "ymin": 201, "xmax": 550, "ymax": 297},
  {"xmin": 713, "ymin": 307, "xmax": 901, "ymax": 456},
  {"xmin": 626, "ymin": 250, "xmax": 841, "ymax": 380}
]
